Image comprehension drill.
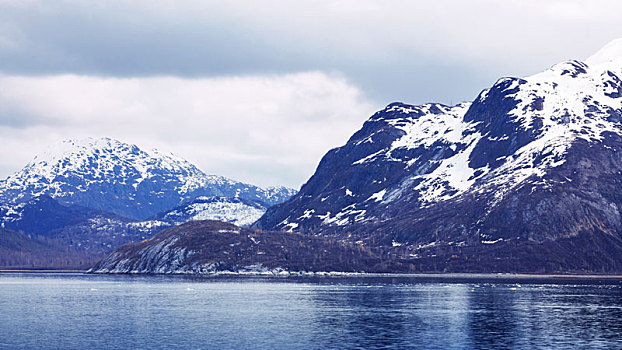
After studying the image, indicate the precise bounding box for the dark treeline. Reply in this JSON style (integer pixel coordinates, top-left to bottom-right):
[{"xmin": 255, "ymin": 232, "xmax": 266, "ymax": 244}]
[{"xmin": 0, "ymin": 228, "xmax": 101, "ymax": 269}]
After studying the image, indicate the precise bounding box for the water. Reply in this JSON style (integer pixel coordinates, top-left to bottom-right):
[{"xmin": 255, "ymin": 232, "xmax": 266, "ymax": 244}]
[{"xmin": 1, "ymin": 273, "xmax": 621, "ymax": 349}]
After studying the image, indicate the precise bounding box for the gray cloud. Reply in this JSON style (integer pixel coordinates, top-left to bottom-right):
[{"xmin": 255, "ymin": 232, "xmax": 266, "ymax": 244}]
[
  {"xmin": 0, "ymin": 73, "xmax": 375, "ymax": 188},
  {"xmin": 1, "ymin": 0, "xmax": 622, "ymax": 187},
  {"xmin": 2, "ymin": 1, "xmax": 621, "ymax": 104}
]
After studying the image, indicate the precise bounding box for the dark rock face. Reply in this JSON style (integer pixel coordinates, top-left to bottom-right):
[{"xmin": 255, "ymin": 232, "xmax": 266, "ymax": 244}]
[
  {"xmin": 256, "ymin": 52, "xmax": 622, "ymax": 273},
  {"xmin": 464, "ymin": 77, "xmax": 541, "ymax": 170},
  {"xmin": 258, "ymin": 102, "xmax": 473, "ymax": 234}
]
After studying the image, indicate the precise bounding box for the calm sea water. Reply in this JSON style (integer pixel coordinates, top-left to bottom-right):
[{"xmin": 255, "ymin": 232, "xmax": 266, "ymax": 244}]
[{"xmin": 1, "ymin": 273, "xmax": 621, "ymax": 349}]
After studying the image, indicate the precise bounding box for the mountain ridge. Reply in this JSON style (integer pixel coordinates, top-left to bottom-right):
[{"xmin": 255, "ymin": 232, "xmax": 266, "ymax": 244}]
[
  {"xmin": 0, "ymin": 137, "xmax": 297, "ymax": 220},
  {"xmin": 251, "ymin": 39, "xmax": 622, "ymax": 272},
  {"xmin": 259, "ymin": 40, "xmax": 622, "ymax": 234},
  {"xmin": 14, "ymin": 40, "xmax": 622, "ymax": 273}
]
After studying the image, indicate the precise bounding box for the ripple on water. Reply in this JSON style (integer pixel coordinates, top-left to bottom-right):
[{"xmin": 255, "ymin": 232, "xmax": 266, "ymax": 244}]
[{"xmin": 0, "ymin": 273, "xmax": 621, "ymax": 349}]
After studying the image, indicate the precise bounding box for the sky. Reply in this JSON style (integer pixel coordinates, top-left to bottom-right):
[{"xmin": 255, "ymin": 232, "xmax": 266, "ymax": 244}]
[{"xmin": 1, "ymin": 0, "xmax": 622, "ymax": 188}]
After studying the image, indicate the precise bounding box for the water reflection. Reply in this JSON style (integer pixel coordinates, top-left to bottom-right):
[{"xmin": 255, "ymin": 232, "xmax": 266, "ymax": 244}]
[
  {"xmin": 1, "ymin": 274, "xmax": 621, "ymax": 349},
  {"xmin": 466, "ymin": 284, "xmax": 520, "ymax": 348},
  {"xmin": 312, "ymin": 284, "xmax": 412, "ymax": 349},
  {"xmin": 304, "ymin": 279, "xmax": 622, "ymax": 349},
  {"xmin": 307, "ymin": 282, "xmax": 475, "ymax": 349}
]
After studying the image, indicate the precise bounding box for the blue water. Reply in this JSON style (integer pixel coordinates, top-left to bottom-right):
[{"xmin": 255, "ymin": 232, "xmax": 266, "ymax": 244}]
[{"xmin": 1, "ymin": 273, "xmax": 621, "ymax": 349}]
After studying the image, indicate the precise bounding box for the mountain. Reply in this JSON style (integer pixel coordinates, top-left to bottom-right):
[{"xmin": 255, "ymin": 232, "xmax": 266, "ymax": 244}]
[
  {"xmin": 0, "ymin": 195, "xmax": 170, "ymax": 255},
  {"xmin": 0, "ymin": 137, "xmax": 297, "ymax": 220},
  {"xmin": 0, "ymin": 227, "xmax": 96, "ymax": 269},
  {"xmin": 89, "ymin": 220, "xmax": 405, "ymax": 274},
  {"xmin": 0, "ymin": 138, "xmax": 296, "ymax": 268},
  {"xmin": 152, "ymin": 196, "xmax": 267, "ymax": 227},
  {"xmin": 89, "ymin": 219, "xmax": 622, "ymax": 274},
  {"xmin": 256, "ymin": 39, "xmax": 622, "ymax": 273},
  {"xmin": 1, "ymin": 195, "xmax": 109, "ymax": 236}
]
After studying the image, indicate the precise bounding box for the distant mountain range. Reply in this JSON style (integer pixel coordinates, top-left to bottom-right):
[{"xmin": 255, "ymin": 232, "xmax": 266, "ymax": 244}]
[
  {"xmin": 97, "ymin": 39, "xmax": 622, "ymax": 274},
  {"xmin": 9, "ymin": 40, "xmax": 622, "ymax": 274},
  {"xmin": 0, "ymin": 138, "xmax": 296, "ymax": 268},
  {"xmin": 0, "ymin": 137, "xmax": 296, "ymax": 220}
]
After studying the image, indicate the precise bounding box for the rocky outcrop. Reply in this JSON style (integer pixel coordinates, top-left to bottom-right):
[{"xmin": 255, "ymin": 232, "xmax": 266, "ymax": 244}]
[{"xmin": 90, "ymin": 220, "xmax": 409, "ymax": 274}]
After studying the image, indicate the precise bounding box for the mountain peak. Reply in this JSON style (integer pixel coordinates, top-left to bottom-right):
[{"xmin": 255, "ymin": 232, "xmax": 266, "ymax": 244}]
[
  {"xmin": 585, "ymin": 38, "xmax": 622, "ymax": 67},
  {"xmin": 24, "ymin": 137, "xmax": 200, "ymax": 185},
  {"xmin": 259, "ymin": 42, "xmax": 622, "ymax": 239},
  {"xmin": 2, "ymin": 137, "xmax": 297, "ymax": 219},
  {"xmin": 52, "ymin": 136, "xmax": 127, "ymax": 150},
  {"xmin": 30, "ymin": 137, "xmax": 147, "ymax": 168}
]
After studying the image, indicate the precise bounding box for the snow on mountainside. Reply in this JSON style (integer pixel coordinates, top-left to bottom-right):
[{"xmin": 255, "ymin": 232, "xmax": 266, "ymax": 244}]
[
  {"xmin": 586, "ymin": 38, "xmax": 622, "ymax": 67},
  {"xmin": 258, "ymin": 38, "xmax": 622, "ymax": 252},
  {"xmin": 0, "ymin": 137, "xmax": 296, "ymax": 220},
  {"xmin": 153, "ymin": 196, "xmax": 267, "ymax": 227}
]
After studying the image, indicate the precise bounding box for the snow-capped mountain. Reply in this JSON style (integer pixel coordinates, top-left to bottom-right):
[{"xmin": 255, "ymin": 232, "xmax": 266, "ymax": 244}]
[
  {"xmin": 152, "ymin": 196, "xmax": 267, "ymax": 227},
  {"xmin": 0, "ymin": 137, "xmax": 296, "ymax": 220},
  {"xmin": 257, "ymin": 39, "xmax": 622, "ymax": 272}
]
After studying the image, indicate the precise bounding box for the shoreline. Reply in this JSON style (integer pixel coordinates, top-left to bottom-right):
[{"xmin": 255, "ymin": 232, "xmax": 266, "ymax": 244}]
[
  {"xmin": 4, "ymin": 269, "xmax": 622, "ymax": 280},
  {"xmin": 0, "ymin": 269, "xmax": 87, "ymax": 273}
]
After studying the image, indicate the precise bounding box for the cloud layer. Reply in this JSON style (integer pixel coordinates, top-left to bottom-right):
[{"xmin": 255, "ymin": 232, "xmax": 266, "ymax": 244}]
[
  {"xmin": 0, "ymin": 73, "xmax": 375, "ymax": 187},
  {"xmin": 2, "ymin": 1, "xmax": 622, "ymax": 103},
  {"xmin": 1, "ymin": 0, "xmax": 622, "ymax": 188}
]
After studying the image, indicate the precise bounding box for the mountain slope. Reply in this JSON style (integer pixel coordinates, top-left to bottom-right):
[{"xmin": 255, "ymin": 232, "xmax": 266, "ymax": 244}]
[
  {"xmin": 0, "ymin": 227, "xmax": 96, "ymax": 269},
  {"xmin": 256, "ymin": 39, "xmax": 622, "ymax": 272},
  {"xmin": 152, "ymin": 196, "xmax": 267, "ymax": 227},
  {"xmin": 90, "ymin": 220, "xmax": 406, "ymax": 274},
  {"xmin": 0, "ymin": 137, "xmax": 296, "ymax": 220},
  {"xmin": 0, "ymin": 195, "xmax": 170, "ymax": 254}
]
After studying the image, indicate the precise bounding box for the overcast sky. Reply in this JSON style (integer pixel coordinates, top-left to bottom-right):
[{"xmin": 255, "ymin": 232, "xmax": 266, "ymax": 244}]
[{"xmin": 1, "ymin": 0, "xmax": 622, "ymax": 188}]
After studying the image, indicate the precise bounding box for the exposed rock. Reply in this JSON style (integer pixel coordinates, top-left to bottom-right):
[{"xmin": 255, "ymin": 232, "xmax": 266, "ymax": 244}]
[{"xmin": 90, "ymin": 220, "xmax": 407, "ymax": 274}]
